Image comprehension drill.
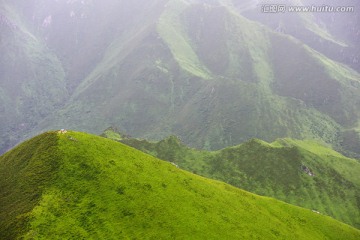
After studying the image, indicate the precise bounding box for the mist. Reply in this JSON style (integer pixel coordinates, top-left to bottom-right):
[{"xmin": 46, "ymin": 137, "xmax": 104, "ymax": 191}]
[{"xmin": 0, "ymin": 0, "xmax": 359, "ymax": 155}]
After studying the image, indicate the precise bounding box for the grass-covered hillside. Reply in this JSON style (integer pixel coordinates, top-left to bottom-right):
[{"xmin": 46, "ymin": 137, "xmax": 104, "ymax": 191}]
[
  {"xmin": 107, "ymin": 128, "xmax": 360, "ymax": 228},
  {"xmin": 1, "ymin": 131, "xmax": 360, "ymax": 239}
]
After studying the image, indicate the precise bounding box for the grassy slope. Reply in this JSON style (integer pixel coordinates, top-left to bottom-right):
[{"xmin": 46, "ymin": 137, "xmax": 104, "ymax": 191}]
[
  {"xmin": 1, "ymin": 131, "xmax": 359, "ymax": 239},
  {"xmin": 157, "ymin": 0, "xmax": 212, "ymax": 79},
  {"xmin": 118, "ymin": 131, "xmax": 360, "ymax": 228},
  {"xmin": 0, "ymin": 132, "xmax": 61, "ymax": 240}
]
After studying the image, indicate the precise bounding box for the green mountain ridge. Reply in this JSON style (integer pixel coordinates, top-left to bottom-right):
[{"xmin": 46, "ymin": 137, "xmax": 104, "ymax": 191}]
[
  {"xmin": 1, "ymin": 0, "xmax": 360, "ymax": 157},
  {"xmin": 1, "ymin": 130, "xmax": 360, "ymax": 239},
  {"xmin": 104, "ymin": 128, "xmax": 360, "ymax": 228}
]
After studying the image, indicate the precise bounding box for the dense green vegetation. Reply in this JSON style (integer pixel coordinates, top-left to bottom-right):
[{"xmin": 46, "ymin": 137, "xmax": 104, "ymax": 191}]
[
  {"xmin": 114, "ymin": 129, "xmax": 360, "ymax": 228},
  {"xmin": 1, "ymin": 131, "xmax": 359, "ymax": 239}
]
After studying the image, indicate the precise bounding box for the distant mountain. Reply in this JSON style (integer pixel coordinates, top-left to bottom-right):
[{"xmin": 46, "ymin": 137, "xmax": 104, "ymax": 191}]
[
  {"xmin": 0, "ymin": 0, "xmax": 69, "ymax": 152},
  {"xmin": 1, "ymin": 130, "xmax": 360, "ymax": 239},
  {"xmin": 241, "ymin": 0, "xmax": 360, "ymax": 72},
  {"xmin": 102, "ymin": 128, "xmax": 360, "ymax": 228},
  {"xmin": 0, "ymin": 0, "xmax": 359, "ymax": 157}
]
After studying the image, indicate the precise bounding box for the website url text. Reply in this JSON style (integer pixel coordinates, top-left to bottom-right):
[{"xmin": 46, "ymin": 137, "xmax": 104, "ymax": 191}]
[{"xmin": 261, "ymin": 5, "xmax": 355, "ymax": 13}]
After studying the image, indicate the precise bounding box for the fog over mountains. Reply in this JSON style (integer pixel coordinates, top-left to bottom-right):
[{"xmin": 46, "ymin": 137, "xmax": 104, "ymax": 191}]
[
  {"xmin": 0, "ymin": 0, "xmax": 359, "ymax": 156},
  {"xmin": 1, "ymin": 0, "xmax": 360, "ymax": 238}
]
